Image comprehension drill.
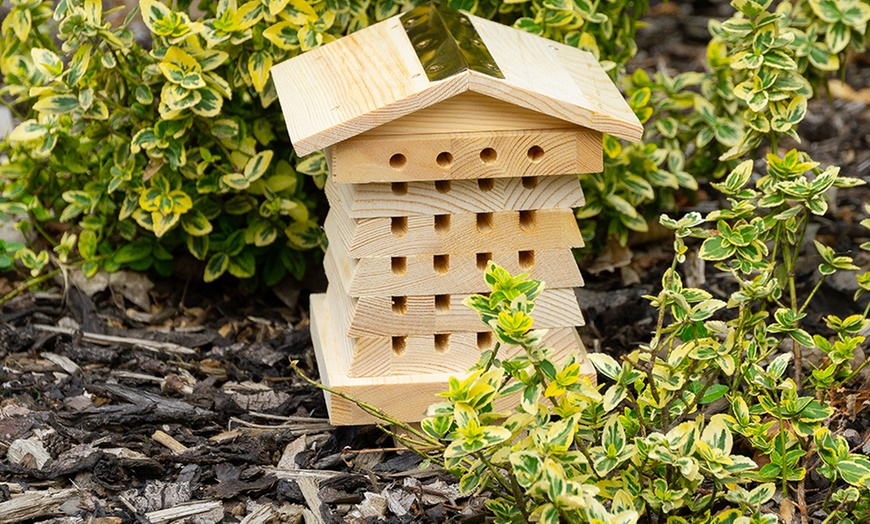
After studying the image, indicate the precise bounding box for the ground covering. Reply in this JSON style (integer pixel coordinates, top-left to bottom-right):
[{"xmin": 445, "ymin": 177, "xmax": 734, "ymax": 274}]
[{"xmin": 0, "ymin": 1, "xmax": 870, "ymax": 523}]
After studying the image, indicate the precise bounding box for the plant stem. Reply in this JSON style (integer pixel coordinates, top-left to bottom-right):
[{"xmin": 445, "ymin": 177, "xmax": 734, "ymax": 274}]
[
  {"xmin": 508, "ymin": 469, "xmax": 531, "ymax": 521},
  {"xmin": 781, "ymin": 237, "xmax": 802, "ymax": 385},
  {"xmin": 476, "ymin": 451, "xmax": 515, "ymax": 497},
  {"xmin": 798, "ymin": 276, "xmax": 826, "ymax": 317},
  {"xmin": 289, "ymin": 361, "xmax": 443, "ymax": 449},
  {"xmin": 0, "ymin": 268, "xmax": 61, "ymax": 307},
  {"xmin": 28, "ymin": 216, "xmax": 59, "ymax": 247},
  {"xmin": 838, "ymin": 356, "xmax": 870, "ymax": 387},
  {"xmin": 0, "ymin": 97, "xmax": 25, "ymax": 121}
]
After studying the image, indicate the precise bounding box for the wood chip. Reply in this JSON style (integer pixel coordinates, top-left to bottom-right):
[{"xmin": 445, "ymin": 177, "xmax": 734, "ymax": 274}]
[
  {"xmin": 240, "ymin": 503, "xmax": 304, "ymax": 524},
  {"xmin": 7, "ymin": 437, "xmax": 51, "ymax": 469},
  {"xmin": 146, "ymin": 500, "xmax": 223, "ymax": 524},
  {"xmin": 152, "ymin": 430, "xmax": 188, "ymax": 453},
  {"xmin": 41, "ymin": 352, "xmax": 80, "ymax": 374},
  {"xmin": 0, "ymin": 489, "xmax": 79, "ymax": 524}
]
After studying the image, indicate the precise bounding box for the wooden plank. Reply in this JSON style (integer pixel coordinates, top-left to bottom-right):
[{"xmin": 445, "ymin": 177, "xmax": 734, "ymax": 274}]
[
  {"xmin": 364, "ymin": 92, "xmax": 570, "ymax": 135},
  {"xmin": 330, "ymin": 128, "xmax": 602, "ymax": 183},
  {"xmin": 467, "ymin": 15, "xmax": 642, "ymax": 142},
  {"xmin": 270, "ymin": 7, "xmax": 641, "ymax": 157},
  {"xmin": 350, "ymin": 323, "xmax": 583, "ymax": 377},
  {"xmin": 325, "ymin": 174, "xmax": 585, "ymax": 218},
  {"xmin": 550, "ymin": 41, "xmax": 641, "ymax": 140},
  {"xmin": 345, "ymin": 288, "xmax": 585, "ymax": 337},
  {"xmin": 309, "ymin": 293, "xmax": 595, "ymax": 424},
  {"xmin": 325, "ymin": 204, "xmax": 584, "ymax": 258},
  {"xmin": 270, "ymin": 15, "xmax": 438, "ymax": 157},
  {"xmin": 325, "ymin": 242, "xmax": 584, "ymax": 296}
]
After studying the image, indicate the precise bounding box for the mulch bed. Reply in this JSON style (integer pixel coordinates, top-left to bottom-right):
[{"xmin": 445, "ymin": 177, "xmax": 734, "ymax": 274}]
[{"xmin": 2, "ymin": 1, "xmax": 870, "ymax": 523}]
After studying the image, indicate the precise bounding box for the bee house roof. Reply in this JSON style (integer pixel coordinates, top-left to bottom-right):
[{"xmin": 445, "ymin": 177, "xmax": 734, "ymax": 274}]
[{"xmin": 271, "ymin": 6, "xmax": 643, "ymax": 157}]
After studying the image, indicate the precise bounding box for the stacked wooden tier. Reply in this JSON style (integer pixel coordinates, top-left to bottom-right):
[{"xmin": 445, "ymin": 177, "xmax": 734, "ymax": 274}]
[
  {"xmin": 312, "ymin": 143, "xmax": 596, "ymax": 424},
  {"xmin": 271, "ymin": 6, "xmax": 643, "ymax": 425}
]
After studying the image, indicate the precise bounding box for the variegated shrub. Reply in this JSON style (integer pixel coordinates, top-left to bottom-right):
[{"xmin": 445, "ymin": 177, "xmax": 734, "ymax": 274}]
[{"xmin": 0, "ymin": 0, "xmax": 653, "ymax": 283}]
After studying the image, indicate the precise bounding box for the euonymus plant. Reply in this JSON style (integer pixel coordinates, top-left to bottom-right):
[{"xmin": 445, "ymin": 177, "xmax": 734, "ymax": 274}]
[
  {"xmin": 578, "ymin": 0, "xmax": 869, "ymax": 251},
  {"xmin": 0, "ymin": 0, "xmax": 650, "ymax": 285},
  {"xmin": 290, "ymin": 1, "xmax": 870, "ymax": 520},
  {"xmin": 344, "ymin": 202, "xmax": 868, "ymax": 522}
]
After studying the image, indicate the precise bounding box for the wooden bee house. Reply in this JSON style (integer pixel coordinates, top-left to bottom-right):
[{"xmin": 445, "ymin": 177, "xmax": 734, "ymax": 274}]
[{"xmin": 271, "ymin": 6, "xmax": 642, "ymax": 425}]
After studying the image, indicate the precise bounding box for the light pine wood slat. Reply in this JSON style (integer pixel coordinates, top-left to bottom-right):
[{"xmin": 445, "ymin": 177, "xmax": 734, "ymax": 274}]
[
  {"xmin": 324, "ymin": 241, "xmax": 584, "ymax": 296},
  {"xmin": 347, "ymin": 288, "xmax": 585, "ymax": 337},
  {"xmin": 325, "ymin": 203, "xmax": 584, "ymax": 258},
  {"xmin": 329, "ymin": 128, "xmax": 602, "ymax": 183},
  {"xmin": 326, "ymin": 261, "xmax": 584, "ymax": 336},
  {"xmin": 325, "ymin": 174, "xmax": 585, "ymax": 218},
  {"xmin": 309, "ymin": 293, "xmax": 595, "ymax": 424},
  {"xmin": 363, "ymin": 92, "xmax": 570, "ymax": 135}
]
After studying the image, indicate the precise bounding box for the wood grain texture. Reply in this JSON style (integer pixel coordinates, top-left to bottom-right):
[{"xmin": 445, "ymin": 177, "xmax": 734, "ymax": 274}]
[
  {"xmin": 309, "ymin": 293, "xmax": 595, "ymax": 424},
  {"xmin": 326, "ymin": 174, "xmax": 585, "ymax": 218},
  {"xmin": 551, "ymin": 40, "xmax": 641, "ymax": 139},
  {"xmin": 324, "ymin": 241, "xmax": 584, "ymax": 296},
  {"xmin": 364, "ymin": 92, "xmax": 569, "ymax": 135},
  {"xmin": 325, "ymin": 204, "xmax": 584, "ymax": 258},
  {"xmin": 271, "ymin": 10, "xmax": 642, "ymax": 156},
  {"xmin": 351, "ymin": 289, "xmax": 584, "ymax": 336},
  {"xmin": 341, "ymin": 285, "xmax": 585, "ymax": 337},
  {"xmin": 330, "ymin": 128, "xmax": 602, "ymax": 183}
]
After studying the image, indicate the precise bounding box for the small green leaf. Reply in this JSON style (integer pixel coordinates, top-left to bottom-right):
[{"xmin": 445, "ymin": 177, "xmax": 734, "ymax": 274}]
[
  {"xmin": 699, "ymin": 235, "xmax": 735, "ymax": 261},
  {"xmin": 8, "ymin": 120, "xmax": 48, "ymax": 143},
  {"xmin": 31, "ymin": 48, "xmax": 63, "ymax": 78},
  {"xmin": 180, "ymin": 209, "xmax": 213, "ymax": 236},
  {"xmin": 700, "ymin": 384, "xmax": 729, "ymax": 404},
  {"xmin": 244, "ymin": 150, "xmax": 273, "ymax": 182},
  {"xmin": 837, "ymin": 457, "xmax": 870, "ymax": 488},
  {"xmin": 204, "ymin": 252, "xmax": 229, "ymax": 282},
  {"xmin": 588, "ymin": 353, "xmax": 620, "ymax": 380},
  {"xmin": 33, "ymin": 95, "xmax": 80, "ymax": 114}
]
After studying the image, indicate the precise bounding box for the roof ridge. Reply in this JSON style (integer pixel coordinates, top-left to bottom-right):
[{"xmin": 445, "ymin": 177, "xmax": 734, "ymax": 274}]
[{"xmin": 400, "ymin": 6, "xmax": 504, "ymax": 82}]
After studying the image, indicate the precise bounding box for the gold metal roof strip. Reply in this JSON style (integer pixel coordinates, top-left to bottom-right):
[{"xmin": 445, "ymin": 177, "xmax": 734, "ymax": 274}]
[{"xmin": 400, "ymin": 5, "xmax": 504, "ymax": 82}]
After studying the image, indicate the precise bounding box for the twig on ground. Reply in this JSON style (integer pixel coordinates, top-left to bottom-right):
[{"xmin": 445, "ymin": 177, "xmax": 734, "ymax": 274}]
[{"xmin": 31, "ymin": 324, "xmax": 197, "ymax": 355}]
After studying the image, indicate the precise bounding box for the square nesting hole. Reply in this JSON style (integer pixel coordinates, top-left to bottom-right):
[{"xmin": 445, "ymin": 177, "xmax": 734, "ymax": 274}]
[
  {"xmin": 434, "ymin": 214, "xmax": 450, "ymax": 234},
  {"xmin": 391, "ymin": 257, "xmax": 407, "ymax": 275},
  {"xmin": 434, "ymin": 333, "xmax": 450, "ymax": 354},
  {"xmin": 476, "ymin": 253, "xmax": 492, "ymax": 270},
  {"xmin": 434, "ymin": 254, "xmax": 450, "ymax": 274},
  {"xmin": 391, "ymin": 216, "xmax": 407, "ymax": 236},
  {"xmin": 476, "ymin": 212, "xmax": 493, "ymax": 233},
  {"xmin": 519, "ymin": 210, "xmax": 536, "ymax": 231},
  {"xmin": 519, "ymin": 250, "xmax": 535, "ymax": 269},
  {"xmin": 435, "ymin": 294, "xmax": 451, "ymax": 312},
  {"xmin": 392, "ymin": 296, "xmax": 408, "ymax": 315},
  {"xmin": 477, "ymin": 332, "xmax": 493, "ymax": 350},
  {"xmin": 392, "ymin": 336, "xmax": 407, "ymax": 356}
]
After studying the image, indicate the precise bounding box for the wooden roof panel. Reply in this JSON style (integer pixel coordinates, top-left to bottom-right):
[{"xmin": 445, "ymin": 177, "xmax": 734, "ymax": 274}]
[{"xmin": 271, "ymin": 6, "xmax": 643, "ymax": 156}]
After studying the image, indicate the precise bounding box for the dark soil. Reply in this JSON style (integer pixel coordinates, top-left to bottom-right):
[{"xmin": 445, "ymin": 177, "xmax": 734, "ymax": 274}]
[{"xmin": 2, "ymin": 2, "xmax": 870, "ymax": 523}]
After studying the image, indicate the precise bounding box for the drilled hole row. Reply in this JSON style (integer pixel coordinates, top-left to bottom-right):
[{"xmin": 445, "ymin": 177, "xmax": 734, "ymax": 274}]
[
  {"xmin": 389, "ymin": 146, "xmax": 544, "ymax": 171},
  {"xmin": 391, "ymin": 176, "xmax": 539, "ymax": 196},
  {"xmin": 390, "ymin": 250, "xmax": 535, "ymax": 275},
  {"xmin": 391, "ymin": 294, "xmax": 452, "ymax": 315},
  {"xmin": 390, "ymin": 211, "xmax": 537, "ymax": 237},
  {"xmin": 390, "ymin": 332, "xmax": 494, "ymax": 355}
]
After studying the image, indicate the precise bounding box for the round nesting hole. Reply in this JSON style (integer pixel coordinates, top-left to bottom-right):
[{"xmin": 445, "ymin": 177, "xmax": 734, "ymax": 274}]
[
  {"xmin": 527, "ymin": 145, "xmax": 545, "ymax": 163},
  {"xmin": 479, "ymin": 147, "xmax": 497, "ymax": 165},
  {"xmin": 436, "ymin": 152, "xmax": 453, "ymax": 168},
  {"xmin": 389, "ymin": 153, "xmax": 407, "ymax": 170}
]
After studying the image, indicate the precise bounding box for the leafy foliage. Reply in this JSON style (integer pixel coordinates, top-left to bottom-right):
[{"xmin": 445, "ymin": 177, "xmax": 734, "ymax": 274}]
[
  {"xmin": 0, "ymin": 0, "xmax": 653, "ymax": 283},
  {"xmin": 578, "ymin": 0, "xmax": 869, "ymax": 251}
]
